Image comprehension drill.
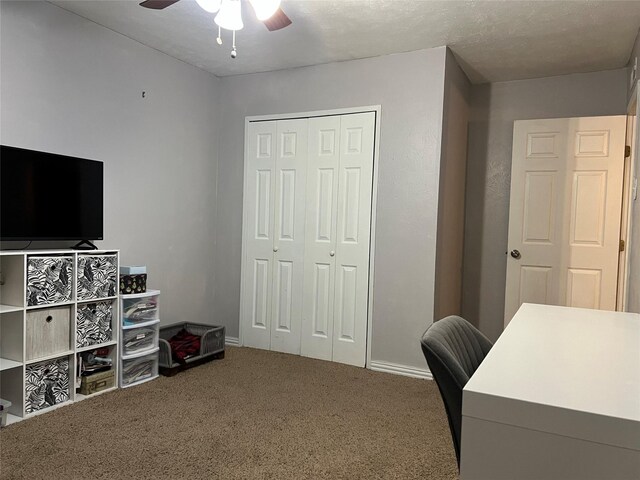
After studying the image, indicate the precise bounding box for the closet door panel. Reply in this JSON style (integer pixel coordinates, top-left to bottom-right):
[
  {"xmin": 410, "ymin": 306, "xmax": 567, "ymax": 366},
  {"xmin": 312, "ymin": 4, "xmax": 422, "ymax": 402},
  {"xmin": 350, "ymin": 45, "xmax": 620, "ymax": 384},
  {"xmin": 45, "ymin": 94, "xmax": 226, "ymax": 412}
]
[
  {"xmin": 333, "ymin": 112, "xmax": 376, "ymax": 367},
  {"xmin": 242, "ymin": 121, "xmax": 277, "ymax": 350},
  {"xmin": 301, "ymin": 116, "xmax": 341, "ymax": 361},
  {"xmin": 270, "ymin": 119, "xmax": 308, "ymax": 354}
]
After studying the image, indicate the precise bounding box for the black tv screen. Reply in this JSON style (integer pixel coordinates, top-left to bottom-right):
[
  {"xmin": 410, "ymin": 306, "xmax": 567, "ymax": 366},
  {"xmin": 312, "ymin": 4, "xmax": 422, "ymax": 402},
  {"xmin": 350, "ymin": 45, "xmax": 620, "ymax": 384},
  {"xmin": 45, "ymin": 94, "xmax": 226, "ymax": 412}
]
[{"xmin": 1, "ymin": 145, "xmax": 103, "ymax": 241}]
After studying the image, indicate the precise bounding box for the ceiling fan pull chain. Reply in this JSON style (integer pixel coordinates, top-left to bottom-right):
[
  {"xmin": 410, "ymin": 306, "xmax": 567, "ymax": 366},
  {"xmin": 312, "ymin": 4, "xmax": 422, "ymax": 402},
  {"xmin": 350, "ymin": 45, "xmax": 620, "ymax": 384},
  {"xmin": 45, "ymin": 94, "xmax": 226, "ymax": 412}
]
[
  {"xmin": 231, "ymin": 29, "xmax": 237, "ymax": 59},
  {"xmin": 216, "ymin": 25, "xmax": 222, "ymax": 45}
]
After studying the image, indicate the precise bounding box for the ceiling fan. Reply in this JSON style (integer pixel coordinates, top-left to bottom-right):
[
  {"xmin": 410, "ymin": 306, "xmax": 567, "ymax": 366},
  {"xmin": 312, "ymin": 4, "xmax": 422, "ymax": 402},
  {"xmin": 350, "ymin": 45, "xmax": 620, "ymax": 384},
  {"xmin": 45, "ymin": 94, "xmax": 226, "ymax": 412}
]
[{"xmin": 139, "ymin": 0, "xmax": 292, "ymax": 32}]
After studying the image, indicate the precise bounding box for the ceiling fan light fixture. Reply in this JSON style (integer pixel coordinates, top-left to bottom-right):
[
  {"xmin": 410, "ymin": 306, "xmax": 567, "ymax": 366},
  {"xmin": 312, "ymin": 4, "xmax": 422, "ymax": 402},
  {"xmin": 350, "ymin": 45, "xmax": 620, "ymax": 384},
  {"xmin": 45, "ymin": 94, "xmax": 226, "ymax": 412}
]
[
  {"xmin": 195, "ymin": 0, "xmax": 221, "ymax": 13},
  {"xmin": 215, "ymin": 0, "xmax": 244, "ymax": 31},
  {"xmin": 249, "ymin": 0, "xmax": 281, "ymax": 21}
]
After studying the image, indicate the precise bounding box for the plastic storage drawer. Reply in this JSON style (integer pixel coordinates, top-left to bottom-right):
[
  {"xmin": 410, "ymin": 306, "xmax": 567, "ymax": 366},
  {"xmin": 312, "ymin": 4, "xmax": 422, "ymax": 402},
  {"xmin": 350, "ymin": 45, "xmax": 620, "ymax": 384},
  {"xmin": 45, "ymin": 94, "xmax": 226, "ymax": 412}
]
[
  {"xmin": 122, "ymin": 293, "xmax": 159, "ymax": 326},
  {"xmin": 26, "ymin": 256, "xmax": 73, "ymax": 306},
  {"xmin": 77, "ymin": 254, "xmax": 118, "ymax": 301},
  {"xmin": 121, "ymin": 350, "xmax": 158, "ymax": 387},
  {"xmin": 122, "ymin": 323, "xmax": 159, "ymax": 356}
]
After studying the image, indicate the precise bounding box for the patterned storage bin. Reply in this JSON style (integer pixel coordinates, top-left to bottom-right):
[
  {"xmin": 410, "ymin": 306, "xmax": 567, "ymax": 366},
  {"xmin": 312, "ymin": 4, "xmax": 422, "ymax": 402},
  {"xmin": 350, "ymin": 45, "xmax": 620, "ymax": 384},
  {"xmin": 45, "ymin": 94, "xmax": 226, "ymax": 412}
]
[
  {"xmin": 25, "ymin": 357, "xmax": 70, "ymax": 414},
  {"xmin": 77, "ymin": 254, "xmax": 117, "ymax": 301},
  {"xmin": 120, "ymin": 274, "xmax": 147, "ymax": 295},
  {"xmin": 76, "ymin": 301, "xmax": 113, "ymax": 348},
  {"xmin": 27, "ymin": 256, "xmax": 73, "ymax": 307}
]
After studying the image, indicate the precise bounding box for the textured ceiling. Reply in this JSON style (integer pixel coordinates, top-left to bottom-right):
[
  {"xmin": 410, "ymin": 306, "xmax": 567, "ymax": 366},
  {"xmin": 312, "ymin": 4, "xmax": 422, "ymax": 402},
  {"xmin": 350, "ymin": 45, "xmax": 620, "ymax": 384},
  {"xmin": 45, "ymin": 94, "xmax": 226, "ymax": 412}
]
[{"xmin": 49, "ymin": 0, "xmax": 640, "ymax": 83}]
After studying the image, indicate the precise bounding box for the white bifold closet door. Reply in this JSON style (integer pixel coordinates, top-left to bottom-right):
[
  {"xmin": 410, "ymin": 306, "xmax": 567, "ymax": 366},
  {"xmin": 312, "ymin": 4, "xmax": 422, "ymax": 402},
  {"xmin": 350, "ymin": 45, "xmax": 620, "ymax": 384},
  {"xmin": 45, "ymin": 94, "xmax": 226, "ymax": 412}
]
[
  {"xmin": 242, "ymin": 111, "xmax": 375, "ymax": 367},
  {"xmin": 301, "ymin": 113, "xmax": 375, "ymax": 366},
  {"xmin": 242, "ymin": 119, "xmax": 308, "ymax": 354}
]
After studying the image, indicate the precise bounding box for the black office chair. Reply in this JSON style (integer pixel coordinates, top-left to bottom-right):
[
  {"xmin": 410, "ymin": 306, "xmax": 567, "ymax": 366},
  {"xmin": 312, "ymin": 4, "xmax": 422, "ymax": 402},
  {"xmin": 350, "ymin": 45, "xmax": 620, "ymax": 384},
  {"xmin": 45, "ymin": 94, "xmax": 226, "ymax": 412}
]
[{"xmin": 420, "ymin": 315, "xmax": 493, "ymax": 468}]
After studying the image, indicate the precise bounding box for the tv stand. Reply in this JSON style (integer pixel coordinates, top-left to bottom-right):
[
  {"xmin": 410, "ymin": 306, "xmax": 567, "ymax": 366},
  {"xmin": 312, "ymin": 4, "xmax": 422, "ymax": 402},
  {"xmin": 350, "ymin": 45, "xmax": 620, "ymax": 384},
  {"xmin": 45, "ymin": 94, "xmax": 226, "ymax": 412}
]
[{"xmin": 72, "ymin": 240, "xmax": 98, "ymax": 250}]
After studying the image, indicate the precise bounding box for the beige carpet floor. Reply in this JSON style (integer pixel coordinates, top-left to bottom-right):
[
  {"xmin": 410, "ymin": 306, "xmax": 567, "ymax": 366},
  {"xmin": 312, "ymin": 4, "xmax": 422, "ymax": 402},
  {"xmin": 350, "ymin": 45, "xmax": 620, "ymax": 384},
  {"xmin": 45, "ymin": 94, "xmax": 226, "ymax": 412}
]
[{"xmin": 0, "ymin": 347, "xmax": 457, "ymax": 480}]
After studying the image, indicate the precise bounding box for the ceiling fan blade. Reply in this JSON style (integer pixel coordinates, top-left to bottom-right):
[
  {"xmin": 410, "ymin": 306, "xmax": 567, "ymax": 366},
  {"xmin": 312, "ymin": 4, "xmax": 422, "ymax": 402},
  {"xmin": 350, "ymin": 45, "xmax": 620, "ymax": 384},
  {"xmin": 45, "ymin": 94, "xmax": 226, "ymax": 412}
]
[
  {"xmin": 263, "ymin": 7, "xmax": 292, "ymax": 31},
  {"xmin": 139, "ymin": 0, "xmax": 181, "ymax": 9}
]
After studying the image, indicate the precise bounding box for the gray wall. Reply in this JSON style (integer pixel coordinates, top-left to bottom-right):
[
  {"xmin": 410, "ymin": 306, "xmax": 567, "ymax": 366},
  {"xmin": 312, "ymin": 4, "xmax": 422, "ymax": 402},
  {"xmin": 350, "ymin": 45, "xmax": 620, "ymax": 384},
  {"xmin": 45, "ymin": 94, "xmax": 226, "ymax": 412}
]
[
  {"xmin": 628, "ymin": 30, "xmax": 640, "ymax": 97},
  {"xmin": 215, "ymin": 48, "xmax": 448, "ymax": 370},
  {"xmin": 626, "ymin": 31, "xmax": 640, "ymax": 312},
  {"xmin": 434, "ymin": 49, "xmax": 471, "ymax": 321},
  {"xmin": 462, "ymin": 68, "xmax": 629, "ymax": 341},
  {"xmin": 0, "ymin": 1, "xmax": 220, "ymax": 327}
]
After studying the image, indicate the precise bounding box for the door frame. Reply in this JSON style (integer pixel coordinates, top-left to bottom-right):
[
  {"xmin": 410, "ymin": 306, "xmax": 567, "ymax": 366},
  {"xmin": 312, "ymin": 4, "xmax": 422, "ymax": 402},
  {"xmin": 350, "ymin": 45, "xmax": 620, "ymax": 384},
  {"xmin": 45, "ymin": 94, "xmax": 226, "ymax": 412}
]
[
  {"xmin": 621, "ymin": 81, "xmax": 639, "ymax": 310},
  {"xmin": 238, "ymin": 105, "xmax": 382, "ymax": 368}
]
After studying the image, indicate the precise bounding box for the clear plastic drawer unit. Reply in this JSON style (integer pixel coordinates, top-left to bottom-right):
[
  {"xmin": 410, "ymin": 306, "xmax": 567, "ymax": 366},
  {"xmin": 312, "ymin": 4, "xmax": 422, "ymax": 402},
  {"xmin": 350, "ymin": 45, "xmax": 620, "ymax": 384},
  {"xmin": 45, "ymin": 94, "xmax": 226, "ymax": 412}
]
[
  {"xmin": 122, "ymin": 323, "xmax": 159, "ymax": 356},
  {"xmin": 121, "ymin": 291, "xmax": 159, "ymax": 326}
]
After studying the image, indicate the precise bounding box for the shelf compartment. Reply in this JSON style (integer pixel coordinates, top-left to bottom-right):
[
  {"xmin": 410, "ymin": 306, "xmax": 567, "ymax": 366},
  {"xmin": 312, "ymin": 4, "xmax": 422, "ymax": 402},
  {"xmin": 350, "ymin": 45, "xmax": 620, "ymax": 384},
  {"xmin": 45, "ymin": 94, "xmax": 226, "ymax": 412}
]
[
  {"xmin": 25, "ymin": 300, "xmax": 75, "ymax": 311},
  {"xmin": 77, "ymin": 254, "xmax": 118, "ymax": 301},
  {"xmin": 25, "ymin": 305, "xmax": 72, "ymax": 362},
  {"xmin": 0, "ymin": 305, "xmax": 23, "ymax": 314},
  {"xmin": 0, "ymin": 367, "xmax": 24, "ymax": 418},
  {"xmin": 76, "ymin": 344, "xmax": 117, "ymax": 396},
  {"xmin": 26, "ymin": 255, "xmax": 73, "ymax": 307},
  {"xmin": 121, "ymin": 349, "xmax": 158, "ymax": 387},
  {"xmin": 24, "ymin": 356, "xmax": 71, "ymax": 415},
  {"xmin": 76, "ymin": 340, "xmax": 117, "ymax": 353},
  {"xmin": 75, "ymin": 386, "xmax": 117, "ymax": 402},
  {"xmin": 0, "ymin": 310, "xmax": 23, "ymax": 366},
  {"xmin": 24, "ymin": 400, "xmax": 73, "ymax": 418},
  {"xmin": 4, "ymin": 412, "xmax": 22, "ymax": 426},
  {"xmin": 26, "ymin": 350, "xmax": 74, "ymax": 365},
  {"xmin": 78, "ymin": 369, "xmax": 116, "ymax": 396},
  {"xmin": 76, "ymin": 301, "xmax": 114, "ymax": 349},
  {"xmin": 0, "ymin": 358, "xmax": 23, "ymax": 371},
  {"xmin": 0, "ymin": 255, "xmax": 25, "ymax": 308},
  {"xmin": 77, "ymin": 296, "xmax": 118, "ymax": 304}
]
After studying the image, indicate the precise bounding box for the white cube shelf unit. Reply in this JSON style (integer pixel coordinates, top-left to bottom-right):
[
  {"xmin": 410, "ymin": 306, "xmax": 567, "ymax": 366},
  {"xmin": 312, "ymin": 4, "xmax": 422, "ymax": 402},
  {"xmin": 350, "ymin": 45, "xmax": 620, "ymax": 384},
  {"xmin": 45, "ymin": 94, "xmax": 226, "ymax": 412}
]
[
  {"xmin": 119, "ymin": 290, "xmax": 160, "ymax": 388},
  {"xmin": 0, "ymin": 249, "xmax": 119, "ymax": 425}
]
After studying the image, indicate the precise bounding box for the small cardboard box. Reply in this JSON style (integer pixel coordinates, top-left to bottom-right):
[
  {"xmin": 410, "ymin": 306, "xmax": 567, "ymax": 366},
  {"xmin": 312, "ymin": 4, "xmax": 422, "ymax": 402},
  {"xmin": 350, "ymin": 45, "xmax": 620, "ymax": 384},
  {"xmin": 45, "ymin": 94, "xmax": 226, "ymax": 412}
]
[
  {"xmin": 80, "ymin": 369, "xmax": 115, "ymax": 396},
  {"xmin": 120, "ymin": 265, "xmax": 147, "ymax": 275}
]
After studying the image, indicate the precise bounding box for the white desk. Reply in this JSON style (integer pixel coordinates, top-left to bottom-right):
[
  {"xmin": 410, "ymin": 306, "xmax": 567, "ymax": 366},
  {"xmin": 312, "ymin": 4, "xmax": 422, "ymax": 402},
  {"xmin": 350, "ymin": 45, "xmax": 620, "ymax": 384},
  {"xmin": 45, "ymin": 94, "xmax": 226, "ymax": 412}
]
[{"xmin": 460, "ymin": 303, "xmax": 640, "ymax": 480}]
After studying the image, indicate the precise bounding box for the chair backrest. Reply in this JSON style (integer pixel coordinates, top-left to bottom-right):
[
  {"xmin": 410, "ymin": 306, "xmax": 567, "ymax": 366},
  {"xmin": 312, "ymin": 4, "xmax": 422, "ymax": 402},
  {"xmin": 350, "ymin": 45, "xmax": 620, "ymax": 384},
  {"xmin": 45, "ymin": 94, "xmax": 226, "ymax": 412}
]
[{"xmin": 420, "ymin": 315, "xmax": 493, "ymax": 468}]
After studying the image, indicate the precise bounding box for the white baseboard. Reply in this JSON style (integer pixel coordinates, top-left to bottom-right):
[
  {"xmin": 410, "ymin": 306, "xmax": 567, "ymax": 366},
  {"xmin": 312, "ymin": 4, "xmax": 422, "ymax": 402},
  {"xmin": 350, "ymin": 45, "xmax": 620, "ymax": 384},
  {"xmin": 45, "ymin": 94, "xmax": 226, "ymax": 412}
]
[
  {"xmin": 225, "ymin": 336, "xmax": 239, "ymax": 346},
  {"xmin": 368, "ymin": 360, "xmax": 433, "ymax": 380}
]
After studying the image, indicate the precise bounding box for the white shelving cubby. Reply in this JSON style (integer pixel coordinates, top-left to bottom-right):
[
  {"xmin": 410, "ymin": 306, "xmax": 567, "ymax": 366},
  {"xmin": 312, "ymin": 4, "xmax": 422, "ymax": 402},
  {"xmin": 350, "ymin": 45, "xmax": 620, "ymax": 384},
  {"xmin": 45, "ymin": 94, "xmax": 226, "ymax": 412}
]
[{"xmin": 0, "ymin": 249, "xmax": 119, "ymax": 425}]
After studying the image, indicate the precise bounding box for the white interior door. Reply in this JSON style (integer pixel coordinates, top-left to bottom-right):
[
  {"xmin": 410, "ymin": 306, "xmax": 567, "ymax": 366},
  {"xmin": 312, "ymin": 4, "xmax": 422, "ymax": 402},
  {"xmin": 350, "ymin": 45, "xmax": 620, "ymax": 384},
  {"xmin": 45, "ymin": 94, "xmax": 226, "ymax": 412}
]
[
  {"xmin": 242, "ymin": 121, "xmax": 277, "ymax": 349},
  {"xmin": 301, "ymin": 113, "xmax": 375, "ymax": 366},
  {"xmin": 270, "ymin": 119, "xmax": 308, "ymax": 354},
  {"xmin": 242, "ymin": 110, "xmax": 377, "ymax": 367},
  {"xmin": 505, "ymin": 116, "xmax": 626, "ymax": 325},
  {"xmin": 301, "ymin": 116, "xmax": 341, "ymax": 361},
  {"xmin": 332, "ymin": 112, "xmax": 375, "ymax": 366}
]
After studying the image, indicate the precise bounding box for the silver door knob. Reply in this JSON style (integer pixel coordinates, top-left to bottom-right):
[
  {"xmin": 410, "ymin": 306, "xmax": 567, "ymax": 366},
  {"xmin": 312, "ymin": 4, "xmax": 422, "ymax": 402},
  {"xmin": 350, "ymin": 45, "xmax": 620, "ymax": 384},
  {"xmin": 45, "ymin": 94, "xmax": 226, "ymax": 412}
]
[
  {"xmin": 273, "ymin": 247, "xmax": 278, "ymax": 252},
  {"xmin": 510, "ymin": 249, "xmax": 521, "ymax": 259},
  {"xmin": 330, "ymin": 251, "xmax": 335, "ymax": 257}
]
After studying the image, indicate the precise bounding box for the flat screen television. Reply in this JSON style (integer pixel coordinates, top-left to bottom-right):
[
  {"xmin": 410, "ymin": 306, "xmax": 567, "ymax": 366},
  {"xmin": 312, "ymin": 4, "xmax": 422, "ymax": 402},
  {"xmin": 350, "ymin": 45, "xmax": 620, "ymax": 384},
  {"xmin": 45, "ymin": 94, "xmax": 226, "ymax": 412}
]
[{"xmin": 1, "ymin": 145, "xmax": 103, "ymax": 241}]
